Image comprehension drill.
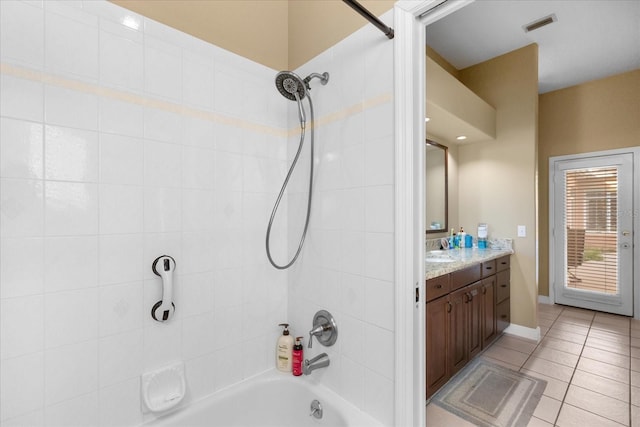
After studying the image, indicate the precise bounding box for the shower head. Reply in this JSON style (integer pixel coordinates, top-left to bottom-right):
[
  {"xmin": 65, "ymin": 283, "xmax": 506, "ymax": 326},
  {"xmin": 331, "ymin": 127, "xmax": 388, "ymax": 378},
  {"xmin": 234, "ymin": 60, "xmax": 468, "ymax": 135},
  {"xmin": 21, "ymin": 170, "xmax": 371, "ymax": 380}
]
[{"xmin": 275, "ymin": 71, "xmax": 307, "ymax": 101}]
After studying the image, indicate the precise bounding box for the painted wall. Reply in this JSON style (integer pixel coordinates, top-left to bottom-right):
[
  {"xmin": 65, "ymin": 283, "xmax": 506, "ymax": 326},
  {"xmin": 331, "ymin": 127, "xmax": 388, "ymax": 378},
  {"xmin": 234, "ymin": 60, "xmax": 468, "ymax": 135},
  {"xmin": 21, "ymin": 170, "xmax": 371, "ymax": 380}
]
[
  {"xmin": 457, "ymin": 44, "xmax": 539, "ymax": 329},
  {"xmin": 285, "ymin": 12, "xmax": 396, "ymax": 425},
  {"xmin": 538, "ymin": 69, "xmax": 640, "ymax": 296},
  {"xmin": 109, "ymin": 0, "xmax": 395, "ymax": 71},
  {"xmin": 0, "ymin": 1, "xmax": 289, "ymax": 425}
]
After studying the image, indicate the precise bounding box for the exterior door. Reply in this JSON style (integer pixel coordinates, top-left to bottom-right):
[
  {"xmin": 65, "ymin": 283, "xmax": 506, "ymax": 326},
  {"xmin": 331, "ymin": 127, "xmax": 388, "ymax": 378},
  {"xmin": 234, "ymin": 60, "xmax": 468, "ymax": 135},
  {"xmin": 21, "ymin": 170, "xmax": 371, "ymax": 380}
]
[{"xmin": 552, "ymin": 153, "xmax": 634, "ymax": 315}]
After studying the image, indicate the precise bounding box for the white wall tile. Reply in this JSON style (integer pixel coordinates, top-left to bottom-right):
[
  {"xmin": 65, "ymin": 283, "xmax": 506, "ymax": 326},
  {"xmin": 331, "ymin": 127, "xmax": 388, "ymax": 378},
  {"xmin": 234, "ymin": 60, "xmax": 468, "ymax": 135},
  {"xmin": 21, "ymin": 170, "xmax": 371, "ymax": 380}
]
[
  {"xmin": 0, "ymin": 117, "xmax": 44, "ymax": 179},
  {"xmin": 44, "ymin": 392, "xmax": 98, "ymax": 427},
  {"xmin": 0, "ymin": 0, "xmax": 44, "ymax": 69},
  {"xmin": 182, "ymin": 52, "xmax": 214, "ymax": 110},
  {"xmin": 365, "ymin": 278, "xmax": 394, "ymax": 331},
  {"xmin": 98, "ymin": 329, "xmax": 143, "ymax": 387},
  {"xmin": 44, "ymin": 181, "xmax": 98, "ymax": 236},
  {"xmin": 177, "ymin": 271, "xmax": 214, "ymax": 317},
  {"xmin": 44, "ymin": 126, "xmax": 98, "ymax": 182},
  {"xmin": 99, "ymin": 29, "xmax": 144, "ymax": 92},
  {"xmin": 182, "ymin": 312, "xmax": 215, "ymax": 359},
  {"xmin": 98, "ymin": 282, "xmax": 143, "ymax": 337},
  {"xmin": 340, "ymin": 356, "xmax": 365, "ymax": 410},
  {"xmin": 1, "ymin": 237, "xmax": 44, "ymax": 298},
  {"xmin": 44, "ymin": 340, "xmax": 98, "ymax": 405},
  {"xmin": 0, "ymin": 352, "xmax": 44, "ymax": 421},
  {"xmin": 340, "ymin": 273, "xmax": 365, "ymax": 321},
  {"xmin": 363, "ymin": 369, "xmax": 394, "ymax": 426},
  {"xmin": 213, "ymin": 344, "xmax": 243, "ymax": 390},
  {"xmin": 0, "ymin": 75, "xmax": 43, "ymax": 122},
  {"xmin": 44, "ymin": 85, "xmax": 98, "ymax": 131},
  {"xmin": 143, "ymin": 320, "xmax": 182, "ymax": 371},
  {"xmin": 99, "ymin": 234, "xmax": 143, "ymax": 286},
  {"xmin": 364, "ymin": 232, "xmax": 394, "ymax": 282},
  {"xmin": 184, "ymin": 352, "xmax": 216, "ymax": 401},
  {"xmin": 363, "ymin": 324, "xmax": 394, "ymax": 379},
  {"xmin": 99, "ymin": 134, "xmax": 143, "ymax": 185},
  {"xmin": 184, "ymin": 116, "xmax": 216, "ymax": 149},
  {"xmin": 98, "ymin": 97, "xmax": 144, "ymax": 138},
  {"xmin": 143, "ymin": 140, "xmax": 182, "ymax": 187},
  {"xmin": 99, "ymin": 184, "xmax": 143, "ymax": 234},
  {"xmin": 0, "ymin": 295, "xmax": 44, "ymax": 359},
  {"xmin": 144, "ymin": 42, "xmax": 182, "ymax": 102},
  {"xmin": 45, "ymin": 8, "xmax": 99, "ymax": 81},
  {"xmin": 182, "ymin": 146, "xmax": 215, "ymax": 190},
  {"xmin": 44, "ymin": 236, "xmax": 98, "ymax": 293},
  {"xmin": 181, "ymin": 232, "xmax": 215, "ymax": 275},
  {"xmin": 365, "ymin": 136, "xmax": 394, "ymax": 186},
  {"xmin": 0, "ymin": 409, "xmax": 44, "ymax": 427},
  {"xmin": 143, "ymin": 187, "xmax": 182, "ymax": 233},
  {"xmin": 98, "ymin": 378, "xmax": 142, "ymax": 427},
  {"xmin": 143, "ymin": 108, "xmax": 183, "ymax": 145},
  {"xmin": 1, "ymin": 178, "xmax": 44, "ymax": 237},
  {"xmin": 365, "ymin": 185, "xmax": 394, "ymax": 232},
  {"xmin": 44, "ymin": 288, "xmax": 98, "ymax": 348},
  {"xmin": 214, "ymin": 151, "xmax": 243, "ymax": 192}
]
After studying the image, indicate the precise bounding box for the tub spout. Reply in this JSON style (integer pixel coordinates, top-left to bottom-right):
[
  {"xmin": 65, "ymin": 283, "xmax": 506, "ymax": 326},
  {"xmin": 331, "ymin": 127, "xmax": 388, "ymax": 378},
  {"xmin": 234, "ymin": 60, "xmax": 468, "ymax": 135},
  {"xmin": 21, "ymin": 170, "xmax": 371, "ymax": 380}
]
[{"xmin": 303, "ymin": 353, "xmax": 330, "ymax": 375}]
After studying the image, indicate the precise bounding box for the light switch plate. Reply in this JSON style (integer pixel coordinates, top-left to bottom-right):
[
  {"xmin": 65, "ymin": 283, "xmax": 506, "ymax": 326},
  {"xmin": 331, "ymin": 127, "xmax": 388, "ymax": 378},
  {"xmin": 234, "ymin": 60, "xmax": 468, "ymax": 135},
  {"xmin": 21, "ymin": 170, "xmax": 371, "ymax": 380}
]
[{"xmin": 517, "ymin": 225, "xmax": 526, "ymax": 237}]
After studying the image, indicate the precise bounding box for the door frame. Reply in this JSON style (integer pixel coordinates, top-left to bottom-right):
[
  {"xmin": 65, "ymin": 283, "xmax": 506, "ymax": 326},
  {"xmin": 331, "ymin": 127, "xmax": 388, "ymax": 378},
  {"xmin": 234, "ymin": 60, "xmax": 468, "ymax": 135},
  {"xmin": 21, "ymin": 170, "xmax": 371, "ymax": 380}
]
[
  {"xmin": 548, "ymin": 147, "xmax": 640, "ymax": 319},
  {"xmin": 393, "ymin": 1, "xmax": 474, "ymax": 426}
]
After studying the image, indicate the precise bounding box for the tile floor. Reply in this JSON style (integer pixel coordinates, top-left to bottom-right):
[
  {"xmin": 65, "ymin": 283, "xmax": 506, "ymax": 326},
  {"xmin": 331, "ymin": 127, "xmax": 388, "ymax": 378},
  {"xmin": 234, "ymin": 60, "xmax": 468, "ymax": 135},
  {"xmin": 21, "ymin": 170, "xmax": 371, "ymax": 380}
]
[{"xmin": 426, "ymin": 303, "xmax": 640, "ymax": 426}]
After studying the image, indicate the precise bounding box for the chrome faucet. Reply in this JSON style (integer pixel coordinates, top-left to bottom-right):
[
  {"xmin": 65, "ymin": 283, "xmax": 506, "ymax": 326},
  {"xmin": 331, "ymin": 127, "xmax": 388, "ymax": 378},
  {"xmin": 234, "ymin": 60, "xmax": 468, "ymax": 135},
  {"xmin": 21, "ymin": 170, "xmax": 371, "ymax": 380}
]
[{"xmin": 303, "ymin": 353, "xmax": 330, "ymax": 375}]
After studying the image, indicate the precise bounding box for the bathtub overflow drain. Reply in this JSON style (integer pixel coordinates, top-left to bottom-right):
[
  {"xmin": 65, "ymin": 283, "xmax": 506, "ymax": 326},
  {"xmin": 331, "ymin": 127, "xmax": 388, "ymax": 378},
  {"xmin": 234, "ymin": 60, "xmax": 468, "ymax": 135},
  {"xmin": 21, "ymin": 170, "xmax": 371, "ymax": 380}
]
[{"xmin": 310, "ymin": 399, "xmax": 323, "ymax": 419}]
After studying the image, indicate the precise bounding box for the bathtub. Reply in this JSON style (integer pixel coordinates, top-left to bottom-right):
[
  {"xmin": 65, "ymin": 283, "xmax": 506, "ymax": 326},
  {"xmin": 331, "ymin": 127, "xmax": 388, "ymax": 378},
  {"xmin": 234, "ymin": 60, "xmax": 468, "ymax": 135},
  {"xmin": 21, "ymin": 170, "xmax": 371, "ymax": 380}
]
[{"xmin": 144, "ymin": 369, "xmax": 383, "ymax": 427}]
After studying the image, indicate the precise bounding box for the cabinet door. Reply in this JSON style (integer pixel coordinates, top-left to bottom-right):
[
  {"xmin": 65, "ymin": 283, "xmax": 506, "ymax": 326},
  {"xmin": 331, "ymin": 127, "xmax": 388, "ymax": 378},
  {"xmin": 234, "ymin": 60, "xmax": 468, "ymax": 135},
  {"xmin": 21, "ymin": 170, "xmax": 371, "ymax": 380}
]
[
  {"xmin": 482, "ymin": 276, "xmax": 497, "ymax": 348},
  {"xmin": 467, "ymin": 281, "xmax": 483, "ymax": 359},
  {"xmin": 426, "ymin": 295, "xmax": 449, "ymax": 399},
  {"xmin": 448, "ymin": 287, "xmax": 468, "ymax": 375}
]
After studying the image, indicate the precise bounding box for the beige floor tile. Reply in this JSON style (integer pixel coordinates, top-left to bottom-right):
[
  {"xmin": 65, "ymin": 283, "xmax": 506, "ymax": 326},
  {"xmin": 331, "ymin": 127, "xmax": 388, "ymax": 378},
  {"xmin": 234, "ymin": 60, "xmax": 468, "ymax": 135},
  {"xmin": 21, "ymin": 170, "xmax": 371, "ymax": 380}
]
[
  {"xmin": 532, "ymin": 346, "xmax": 580, "ymax": 368},
  {"xmin": 586, "ymin": 336, "xmax": 631, "ymax": 356},
  {"xmin": 582, "ymin": 345, "xmax": 631, "ymax": 368},
  {"xmin": 564, "ymin": 384, "xmax": 629, "ymax": 425},
  {"xmin": 556, "ymin": 403, "xmax": 627, "ymax": 427},
  {"xmin": 493, "ymin": 335, "xmax": 538, "ymax": 354},
  {"xmin": 571, "ymin": 369, "xmax": 629, "ymax": 403},
  {"xmin": 551, "ymin": 321, "xmax": 590, "ymax": 336},
  {"xmin": 523, "ymin": 356, "xmax": 575, "ymax": 382},
  {"xmin": 562, "ymin": 307, "xmax": 596, "ymax": 319},
  {"xmin": 591, "ymin": 323, "xmax": 630, "ymax": 337},
  {"xmin": 577, "ymin": 357, "xmax": 629, "ymax": 384},
  {"xmin": 631, "ymin": 318, "xmax": 640, "ymax": 331},
  {"xmin": 634, "ymin": 358, "xmax": 640, "ymax": 373},
  {"xmin": 538, "ymin": 336, "xmax": 583, "ymax": 355},
  {"xmin": 538, "ymin": 317, "xmax": 555, "ymax": 328},
  {"xmin": 546, "ymin": 328, "xmax": 588, "ymax": 345},
  {"xmin": 594, "ymin": 313, "xmax": 631, "ymax": 327},
  {"xmin": 532, "ymin": 395, "xmax": 562, "ymax": 424},
  {"xmin": 589, "ymin": 328, "xmax": 631, "ymax": 344},
  {"xmin": 539, "ymin": 325, "xmax": 549, "ymax": 336},
  {"xmin": 479, "ymin": 355, "xmax": 521, "ymax": 372},
  {"xmin": 527, "ymin": 415, "xmax": 554, "ymax": 427},
  {"xmin": 538, "ymin": 303, "xmax": 563, "ymax": 314},
  {"xmin": 632, "ymin": 370, "xmax": 640, "ymax": 386},
  {"xmin": 482, "ymin": 345, "xmax": 530, "ymax": 368},
  {"xmin": 632, "ymin": 347, "xmax": 640, "ymax": 359},
  {"xmin": 631, "ymin": 385, "xmax": 640, "ymax": 407},
  {"xmin": 631, "ymin": 338, "xmax": 640, "ymax": 348},
  {"xmin": 426, "ymin": 402, "xmax": 477, "ymax": 427},
  {"xmin": 632, "ymin": 329, "xmax": 640, "ymax": 339},
  {"xmin": 521, "ymin": 368, "xmax": 570, "ymax": 401},
  {"xmin": 633, "ymin": 404, "xmax": 640, "ymax": 427}
]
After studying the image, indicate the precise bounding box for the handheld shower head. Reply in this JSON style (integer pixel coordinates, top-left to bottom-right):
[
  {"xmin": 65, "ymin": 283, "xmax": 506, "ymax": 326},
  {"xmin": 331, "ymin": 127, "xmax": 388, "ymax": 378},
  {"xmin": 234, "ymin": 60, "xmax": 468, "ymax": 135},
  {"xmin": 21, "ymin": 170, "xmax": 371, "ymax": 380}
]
[{"xmin": 275, "ymin": 71, "xmax": 307, "ymax": 101}]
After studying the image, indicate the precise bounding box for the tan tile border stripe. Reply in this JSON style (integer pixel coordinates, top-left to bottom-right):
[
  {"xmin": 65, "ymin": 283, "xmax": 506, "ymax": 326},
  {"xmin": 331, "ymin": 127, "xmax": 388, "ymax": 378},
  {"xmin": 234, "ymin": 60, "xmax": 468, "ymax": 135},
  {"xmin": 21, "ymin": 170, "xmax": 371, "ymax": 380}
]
[{"xmin": 1, "ymin": 62, "xmax": 392, "ymax": 139}]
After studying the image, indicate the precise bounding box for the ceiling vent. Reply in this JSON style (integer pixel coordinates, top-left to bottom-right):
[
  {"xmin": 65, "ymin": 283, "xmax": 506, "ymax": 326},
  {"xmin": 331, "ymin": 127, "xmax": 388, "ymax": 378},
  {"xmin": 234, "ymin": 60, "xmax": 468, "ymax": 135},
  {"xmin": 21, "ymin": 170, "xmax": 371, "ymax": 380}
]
[{"xmin": 523, "ymin": 14, "xmax": 557, "ymax": 33}]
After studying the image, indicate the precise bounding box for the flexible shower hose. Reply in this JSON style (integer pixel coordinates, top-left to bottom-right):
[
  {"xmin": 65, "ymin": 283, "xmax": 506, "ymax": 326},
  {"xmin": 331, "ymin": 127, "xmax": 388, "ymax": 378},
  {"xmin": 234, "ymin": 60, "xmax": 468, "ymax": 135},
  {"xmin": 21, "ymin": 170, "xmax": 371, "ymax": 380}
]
[{"xmin": 265, "ymin": 96, "xmax": 315, "ymax": 270}]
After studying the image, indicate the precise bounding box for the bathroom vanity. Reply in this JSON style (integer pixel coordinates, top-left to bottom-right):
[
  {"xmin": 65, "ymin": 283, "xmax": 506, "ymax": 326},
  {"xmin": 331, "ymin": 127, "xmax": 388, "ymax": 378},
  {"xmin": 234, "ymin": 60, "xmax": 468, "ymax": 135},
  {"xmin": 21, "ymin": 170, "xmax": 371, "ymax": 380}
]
[{"xmin": 425, "ymin": 249, "xmax": 512, "ymax": 399}]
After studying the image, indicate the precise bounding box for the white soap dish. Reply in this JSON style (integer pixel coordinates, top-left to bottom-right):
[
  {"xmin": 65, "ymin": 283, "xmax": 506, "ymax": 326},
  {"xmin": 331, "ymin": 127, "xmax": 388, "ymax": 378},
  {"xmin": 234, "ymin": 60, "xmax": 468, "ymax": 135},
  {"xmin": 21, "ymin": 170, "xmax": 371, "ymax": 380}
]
[{"xmin": 141, "ymin": 361, "xmax": 186, "ymax": 413}]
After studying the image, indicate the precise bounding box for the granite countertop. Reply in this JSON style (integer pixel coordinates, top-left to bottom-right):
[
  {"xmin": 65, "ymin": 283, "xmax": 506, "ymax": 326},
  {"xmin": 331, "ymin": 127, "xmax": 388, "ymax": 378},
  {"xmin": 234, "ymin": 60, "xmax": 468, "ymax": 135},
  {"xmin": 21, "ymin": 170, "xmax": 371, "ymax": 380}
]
[{"xmin": 425, "ymin": 247, "xmax": 514, "ymax": 280}]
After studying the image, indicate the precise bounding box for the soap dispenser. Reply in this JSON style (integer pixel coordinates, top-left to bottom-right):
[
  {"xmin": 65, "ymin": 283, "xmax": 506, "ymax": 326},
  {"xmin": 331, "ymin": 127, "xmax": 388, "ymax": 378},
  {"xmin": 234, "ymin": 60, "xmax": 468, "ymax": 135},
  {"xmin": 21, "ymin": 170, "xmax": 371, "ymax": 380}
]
[{"xmin": 276, "ymin": 323, "xmax": 294, "ymax": 372}]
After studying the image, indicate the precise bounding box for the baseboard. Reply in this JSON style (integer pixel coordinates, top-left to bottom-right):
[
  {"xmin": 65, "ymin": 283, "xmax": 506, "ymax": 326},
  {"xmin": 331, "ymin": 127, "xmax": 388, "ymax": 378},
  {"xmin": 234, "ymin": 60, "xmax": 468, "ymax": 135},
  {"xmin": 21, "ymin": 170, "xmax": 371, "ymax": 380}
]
[
  {"xmin": 538, "ymin": 295, "xmax": 552, "ymax": 305},
  {"xmin": 503, "ymin": 323, "xmax": 541, "ymax": 343}
]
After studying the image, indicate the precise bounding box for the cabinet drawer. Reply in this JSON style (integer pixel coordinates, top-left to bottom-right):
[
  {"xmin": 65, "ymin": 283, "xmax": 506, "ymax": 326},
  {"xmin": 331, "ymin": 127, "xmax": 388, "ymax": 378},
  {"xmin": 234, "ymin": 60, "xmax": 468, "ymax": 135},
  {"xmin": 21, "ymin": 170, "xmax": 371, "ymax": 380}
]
[
  {"xmin": 496, "ymin": 256, "xmax": 510, "ymax": 272},
  {"xmin": 481, "ymin": 260, "xmax": 496, "ymax": 277},
  {"xmin": 451, "ymin": 264, "xmax": 481, "ymax": 291},
  {"xmin": 497, "ymin": 299, "xmax": 510, "ymax": 333},
  {"xmin": 426, "ymin": 275, "xmax": 450, "ymax": 302},
  {"xmin": 496, "ymin": 270, "xmax": 510, "ymax": 303}
]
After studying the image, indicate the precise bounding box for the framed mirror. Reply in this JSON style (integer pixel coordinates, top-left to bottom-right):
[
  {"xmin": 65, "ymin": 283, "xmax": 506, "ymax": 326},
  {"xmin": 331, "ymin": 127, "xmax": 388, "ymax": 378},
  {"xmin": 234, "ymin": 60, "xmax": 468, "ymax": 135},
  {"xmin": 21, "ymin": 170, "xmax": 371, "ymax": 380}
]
[{"xmin": 425, "ymin": 140, "xmax": 448, "ymax": 234}]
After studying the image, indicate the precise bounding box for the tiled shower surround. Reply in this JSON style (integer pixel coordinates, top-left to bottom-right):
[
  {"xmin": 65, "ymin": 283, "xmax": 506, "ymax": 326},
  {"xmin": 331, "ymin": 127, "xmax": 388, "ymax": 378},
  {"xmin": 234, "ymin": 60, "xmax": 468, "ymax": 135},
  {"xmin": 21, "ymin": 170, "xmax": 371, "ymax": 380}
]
[{"xmin": 0, "ymin": 1, "xmax": 395, "ymax": 426}]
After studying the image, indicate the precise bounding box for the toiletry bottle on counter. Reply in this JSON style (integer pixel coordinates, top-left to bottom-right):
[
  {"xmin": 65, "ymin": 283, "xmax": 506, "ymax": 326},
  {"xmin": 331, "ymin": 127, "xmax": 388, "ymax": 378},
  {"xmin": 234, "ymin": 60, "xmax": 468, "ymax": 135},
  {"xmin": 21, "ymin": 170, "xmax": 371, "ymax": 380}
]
[
  {"xmin": 459, "ymin": 227, "xmax": 466, "ymax": 248},
  {"xmin": 465, "ymin": 233, "xmax": 473, "ymax": 248},
  {"xmin": 478, "ymin": 223, "xmax": 488, "ymax": 249},
  {"xmin": 292, "ymin": 337, "xmax": 303, "ymax": 376},
  {"xmin": 277, "ymin": 323, "xmax": 293, "ymax": 372}
]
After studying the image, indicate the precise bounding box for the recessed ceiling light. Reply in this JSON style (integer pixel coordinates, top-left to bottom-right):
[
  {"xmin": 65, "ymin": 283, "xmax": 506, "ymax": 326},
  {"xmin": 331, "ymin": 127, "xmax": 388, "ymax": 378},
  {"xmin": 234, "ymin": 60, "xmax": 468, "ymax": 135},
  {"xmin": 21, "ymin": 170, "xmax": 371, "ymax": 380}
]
[
  {"xmin": 456, "ymin": 135, "xmax": 467, "ymax": 141},
  {"xmin": 425, "ymin": 117, "xmax": 430, "ymax": 122},
  {"xmin": 122, "ymin": 15, "xmax": 141, "ymax": 30}
]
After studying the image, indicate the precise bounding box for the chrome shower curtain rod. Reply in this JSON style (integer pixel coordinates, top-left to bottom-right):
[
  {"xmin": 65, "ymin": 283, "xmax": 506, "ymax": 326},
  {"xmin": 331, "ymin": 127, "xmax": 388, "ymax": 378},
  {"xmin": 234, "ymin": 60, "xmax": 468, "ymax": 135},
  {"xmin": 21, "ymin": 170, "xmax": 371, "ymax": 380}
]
[{"xmin": 342, "ymin": 0, "xmax": 394, "ymax": 39}]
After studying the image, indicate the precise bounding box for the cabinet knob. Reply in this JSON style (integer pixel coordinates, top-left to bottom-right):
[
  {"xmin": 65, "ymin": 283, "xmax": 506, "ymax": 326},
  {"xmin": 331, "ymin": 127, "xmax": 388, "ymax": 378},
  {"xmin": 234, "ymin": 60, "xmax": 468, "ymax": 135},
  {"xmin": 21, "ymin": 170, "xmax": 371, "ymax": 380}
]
[
  {"xmin": 435, "ymin": 284, "xmax": 442, "ymax": 289},
  {"xmin": 447, "ymin": 302, "xmax": 452, "ymax": 313},
  {"xmin": 485, "ymin": 266, "xmax": 492, "ymax": 270},
  {"xmin": 501, "ymin": 315, "xmax": 508, "ymax": 319},
  {"xmin": 500, "ymin": 284, "xmax": 507, "ymax": 288},
  {"xmin": 482, "ymin": 287, "xmax": 487, "ymax": 295}
]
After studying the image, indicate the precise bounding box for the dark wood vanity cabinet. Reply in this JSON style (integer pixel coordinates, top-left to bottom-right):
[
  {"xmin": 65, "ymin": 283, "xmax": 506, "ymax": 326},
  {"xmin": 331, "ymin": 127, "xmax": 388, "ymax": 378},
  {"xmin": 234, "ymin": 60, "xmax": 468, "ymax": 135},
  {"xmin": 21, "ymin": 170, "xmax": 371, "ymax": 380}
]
[{"xmin": 425, "ymin": 255, "xmax": 510, "ymax": 399}]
